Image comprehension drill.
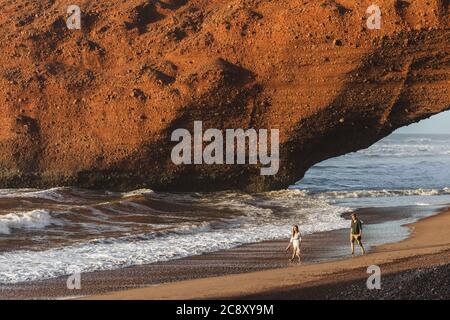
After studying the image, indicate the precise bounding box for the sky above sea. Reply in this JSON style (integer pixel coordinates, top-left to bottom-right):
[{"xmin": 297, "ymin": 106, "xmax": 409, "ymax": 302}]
[{"xmin": 396, "ymin": 110, "xmax": 450, "ymax": 134}]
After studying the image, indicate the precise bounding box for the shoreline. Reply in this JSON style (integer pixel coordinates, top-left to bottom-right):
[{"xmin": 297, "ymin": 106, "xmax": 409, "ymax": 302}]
[
  {"xmin": 85, "ymin": 206, "xmax": 450, "ymax": 300},
  {"xmin": 0, "ymin": 204, "xmax": 446, "ymax": 299}
]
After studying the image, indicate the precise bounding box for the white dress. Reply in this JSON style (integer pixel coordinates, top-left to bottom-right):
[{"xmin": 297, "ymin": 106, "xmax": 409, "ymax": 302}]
[{"xmin": 290, "ymin": 233, "xmax": 301, "ymax": 251}]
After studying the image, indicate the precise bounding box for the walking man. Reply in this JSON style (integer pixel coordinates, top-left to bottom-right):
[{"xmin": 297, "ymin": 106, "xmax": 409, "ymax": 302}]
[{"xmin": 350, "ymin": 213, "xmax": 365, "ymax": 256}]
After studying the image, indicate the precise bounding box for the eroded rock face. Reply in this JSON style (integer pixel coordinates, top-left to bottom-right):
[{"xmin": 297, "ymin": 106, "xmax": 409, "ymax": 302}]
[{"xmin": 0, "ymin": 0, "xmax": 449, "ymax": 191}]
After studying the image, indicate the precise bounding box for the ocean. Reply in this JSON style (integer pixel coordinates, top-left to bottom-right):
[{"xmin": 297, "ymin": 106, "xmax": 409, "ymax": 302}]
[{"xmin": 0, "ymin": 134, "xmax": 449, "ymax": 284}]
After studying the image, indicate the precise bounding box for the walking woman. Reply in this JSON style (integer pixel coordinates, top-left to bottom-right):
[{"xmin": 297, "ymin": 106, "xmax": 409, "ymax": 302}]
[{"xmin": 286, "ymin": 225, "xmax": 302, "ymax": 263}]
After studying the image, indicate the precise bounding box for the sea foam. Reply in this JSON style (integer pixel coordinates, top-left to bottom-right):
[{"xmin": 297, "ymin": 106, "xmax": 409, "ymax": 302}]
[{"xmin": 0, "ymin": 210, "xmax": 59, "ymax": 235}]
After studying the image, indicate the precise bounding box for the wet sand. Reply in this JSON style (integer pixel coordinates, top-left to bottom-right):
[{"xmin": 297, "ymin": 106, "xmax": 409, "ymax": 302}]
[
  {"xmin": 85, "ymin": 206, "xmax": 450, "ymax": 300},
  {"xmin": 0, "ymin": 205, "xmax": 446, "ymax": 299}
]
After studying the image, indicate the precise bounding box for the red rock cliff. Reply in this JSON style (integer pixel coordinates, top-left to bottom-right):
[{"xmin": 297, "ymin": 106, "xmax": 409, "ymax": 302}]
[{"xmin": 0, "ymin": 0, "xmax": 449, "ymax": 191}]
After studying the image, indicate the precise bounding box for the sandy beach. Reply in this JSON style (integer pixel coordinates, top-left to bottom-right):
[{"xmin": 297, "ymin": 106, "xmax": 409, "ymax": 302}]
[
  {"xmin": 85, "ymin": 207, "xmax": 450, "ymax": 300},
  {"xmin": 1, "ymin": 205, "xmax": 448, "ymax": 300}
]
